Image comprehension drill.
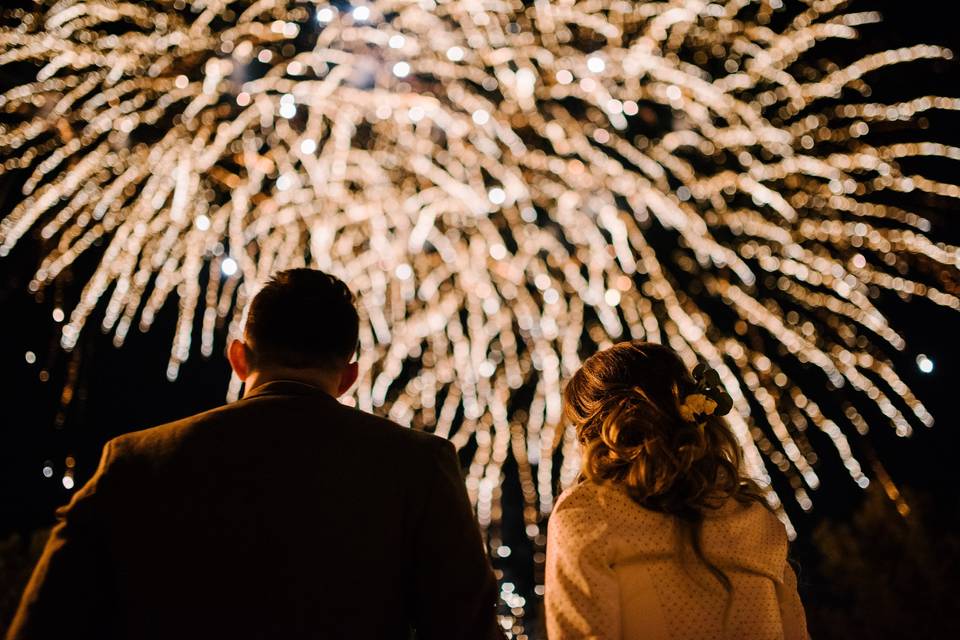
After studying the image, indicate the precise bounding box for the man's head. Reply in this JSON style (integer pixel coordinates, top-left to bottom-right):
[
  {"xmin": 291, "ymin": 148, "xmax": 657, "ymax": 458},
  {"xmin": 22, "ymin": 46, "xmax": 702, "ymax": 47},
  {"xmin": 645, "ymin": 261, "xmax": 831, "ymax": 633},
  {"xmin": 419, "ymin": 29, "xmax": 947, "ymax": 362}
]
[{"xmin": 227, "ymin": 269, "xmax": 360, "ymax": 396}]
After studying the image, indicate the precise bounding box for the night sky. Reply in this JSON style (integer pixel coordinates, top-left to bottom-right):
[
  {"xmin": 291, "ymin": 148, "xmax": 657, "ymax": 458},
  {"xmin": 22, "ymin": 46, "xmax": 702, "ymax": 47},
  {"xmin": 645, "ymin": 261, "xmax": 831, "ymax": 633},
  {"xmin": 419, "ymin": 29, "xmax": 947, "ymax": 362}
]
[{"xmin": 1, "ymin": 0, "xmax": 959, "ymax": 636}]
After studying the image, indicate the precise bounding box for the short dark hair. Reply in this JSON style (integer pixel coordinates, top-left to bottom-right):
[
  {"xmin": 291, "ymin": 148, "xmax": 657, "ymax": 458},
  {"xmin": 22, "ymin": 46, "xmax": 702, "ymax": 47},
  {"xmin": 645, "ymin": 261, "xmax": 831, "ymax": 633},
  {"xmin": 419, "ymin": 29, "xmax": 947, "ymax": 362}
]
[{"xmin": 244, "ymin": 269, "xmax": 359, "ymax": 370}]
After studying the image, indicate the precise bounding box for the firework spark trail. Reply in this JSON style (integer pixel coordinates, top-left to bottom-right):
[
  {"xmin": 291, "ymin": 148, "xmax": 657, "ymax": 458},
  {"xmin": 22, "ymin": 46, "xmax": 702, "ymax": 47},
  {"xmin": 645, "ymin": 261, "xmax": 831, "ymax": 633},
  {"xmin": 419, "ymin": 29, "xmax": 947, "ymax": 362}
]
[{"xmin": 2, "ymin": 0, "xmax": 959, "ymax": 615}]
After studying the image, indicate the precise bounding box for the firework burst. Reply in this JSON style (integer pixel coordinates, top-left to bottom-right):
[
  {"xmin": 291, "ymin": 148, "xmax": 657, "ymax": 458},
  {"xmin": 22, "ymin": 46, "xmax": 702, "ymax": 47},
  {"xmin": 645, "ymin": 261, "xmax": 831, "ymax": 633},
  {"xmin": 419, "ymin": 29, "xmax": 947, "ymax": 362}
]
[{"xmin": 2, "ymin": 0, "xmax": 959, "ymax": 621}]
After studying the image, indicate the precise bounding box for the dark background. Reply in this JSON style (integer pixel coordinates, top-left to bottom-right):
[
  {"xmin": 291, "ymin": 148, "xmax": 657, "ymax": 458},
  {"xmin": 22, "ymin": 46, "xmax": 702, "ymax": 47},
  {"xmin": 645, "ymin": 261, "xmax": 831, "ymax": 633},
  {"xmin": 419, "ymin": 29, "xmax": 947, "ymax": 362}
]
[{"xmin": 2, "ymin": 1, "xmax": 959, "ymax": 637}]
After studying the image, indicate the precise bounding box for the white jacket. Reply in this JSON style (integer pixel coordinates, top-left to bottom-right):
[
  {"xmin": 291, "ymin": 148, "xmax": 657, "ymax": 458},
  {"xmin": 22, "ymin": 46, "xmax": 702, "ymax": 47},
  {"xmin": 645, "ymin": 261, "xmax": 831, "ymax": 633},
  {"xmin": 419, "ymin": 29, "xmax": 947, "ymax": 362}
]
[{"xmin": 545, "ymin": 481, "xmax": 808, "ymax": 639}]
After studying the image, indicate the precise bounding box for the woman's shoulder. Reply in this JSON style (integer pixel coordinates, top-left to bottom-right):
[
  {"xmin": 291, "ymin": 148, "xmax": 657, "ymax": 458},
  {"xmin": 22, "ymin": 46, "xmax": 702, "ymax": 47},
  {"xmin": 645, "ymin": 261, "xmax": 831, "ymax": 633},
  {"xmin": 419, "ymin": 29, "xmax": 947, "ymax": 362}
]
[
  {"xmin": 702, "ymin": 498, "xmax": 791, "ymax": 580},
  {"xmin": 549, "ymin": 482, "xmax": 601, "ymax": 534},
  {"xmin": 552, "ymin": 481, "xmax": 672, "ymax": 530},
  {"xmin": 550, "ymin": 482, "xmax": 681, "ymax": 562},
  {"xmin": 555, "ymin": 479, "xmax": 632, "ymax": 512},
  {"xmin": 707, "ymin": 498, "xmax": 788, "ymax": 541},
  {"xmin": 553, "ymin": 479, "xmax": 602, "ymax": 510}
]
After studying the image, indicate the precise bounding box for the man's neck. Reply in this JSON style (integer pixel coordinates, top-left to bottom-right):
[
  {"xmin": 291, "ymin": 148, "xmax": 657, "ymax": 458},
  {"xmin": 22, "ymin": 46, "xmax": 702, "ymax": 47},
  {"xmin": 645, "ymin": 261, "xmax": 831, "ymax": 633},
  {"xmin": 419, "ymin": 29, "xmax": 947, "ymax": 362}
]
[{"xmin": 242, "ymin": 368, "xmax": 340, "ymax": 399}]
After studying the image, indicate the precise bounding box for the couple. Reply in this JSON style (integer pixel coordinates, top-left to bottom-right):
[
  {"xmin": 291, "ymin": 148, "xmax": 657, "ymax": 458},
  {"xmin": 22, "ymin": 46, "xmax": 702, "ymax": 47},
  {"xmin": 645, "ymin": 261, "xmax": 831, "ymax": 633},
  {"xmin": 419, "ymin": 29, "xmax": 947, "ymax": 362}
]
[{"xmin": 8, "ymin": 269, "xmax": 806, "ymax": 639}]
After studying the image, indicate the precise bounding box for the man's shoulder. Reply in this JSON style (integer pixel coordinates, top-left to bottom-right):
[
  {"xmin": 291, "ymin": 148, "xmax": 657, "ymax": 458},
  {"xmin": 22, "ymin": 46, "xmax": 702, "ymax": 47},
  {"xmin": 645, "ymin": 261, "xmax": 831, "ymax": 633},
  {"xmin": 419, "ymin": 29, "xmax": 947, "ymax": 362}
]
[
  {"xmin": 107, "ymin": 402, "xmax": 238, "ymax": 457},
  {"xmin": 107, "ymin": 396, "xmax": 451, "ymax": 461},
  {"xmin": 334, "ymin": 404, "xmax": 455, "ymax": 458}
]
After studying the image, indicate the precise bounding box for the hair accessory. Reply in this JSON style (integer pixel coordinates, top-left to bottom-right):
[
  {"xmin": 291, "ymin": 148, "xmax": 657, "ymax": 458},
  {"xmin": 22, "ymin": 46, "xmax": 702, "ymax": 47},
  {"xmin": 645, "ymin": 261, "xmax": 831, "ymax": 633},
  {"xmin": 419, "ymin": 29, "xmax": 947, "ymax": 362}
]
[
  {"xmin": 690, "ymin": 363, "xmax": 734, "ymax": 418},
  {"xmin": 678, "ymin": 393, "xmax": 718, "ymax": 422}
]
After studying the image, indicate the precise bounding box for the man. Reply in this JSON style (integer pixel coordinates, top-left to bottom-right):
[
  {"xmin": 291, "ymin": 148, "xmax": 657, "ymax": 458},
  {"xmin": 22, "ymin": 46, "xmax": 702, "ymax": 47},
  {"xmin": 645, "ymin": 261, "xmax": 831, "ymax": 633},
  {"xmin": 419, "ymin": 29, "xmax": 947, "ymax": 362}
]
[{"xmin": 8, "ymin": 269, "xmax": 502, "ymax": 639}]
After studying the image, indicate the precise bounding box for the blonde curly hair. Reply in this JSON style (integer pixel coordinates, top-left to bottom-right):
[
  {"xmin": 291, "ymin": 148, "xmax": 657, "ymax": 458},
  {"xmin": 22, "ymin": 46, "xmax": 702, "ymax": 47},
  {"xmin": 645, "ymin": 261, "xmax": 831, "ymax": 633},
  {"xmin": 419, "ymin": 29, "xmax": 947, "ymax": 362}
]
[{"xmin": 563, "ymin": 340, "xmax": 765, "ymax": 591}]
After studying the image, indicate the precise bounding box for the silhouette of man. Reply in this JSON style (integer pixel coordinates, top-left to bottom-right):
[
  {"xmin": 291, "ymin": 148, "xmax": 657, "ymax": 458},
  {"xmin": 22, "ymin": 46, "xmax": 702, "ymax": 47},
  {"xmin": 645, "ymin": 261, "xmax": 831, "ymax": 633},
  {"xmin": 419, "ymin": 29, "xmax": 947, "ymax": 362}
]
[{"xmin": 8, "ymin": 268, "xmax": 502, "ymax": 640}]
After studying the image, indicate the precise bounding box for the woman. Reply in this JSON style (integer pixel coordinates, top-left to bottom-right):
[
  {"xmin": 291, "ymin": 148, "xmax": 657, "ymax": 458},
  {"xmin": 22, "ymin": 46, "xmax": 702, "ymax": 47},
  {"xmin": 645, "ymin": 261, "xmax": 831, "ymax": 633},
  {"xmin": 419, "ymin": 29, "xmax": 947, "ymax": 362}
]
[{"xmin": 545, "ymin": 341, "xmax": 807, "ymax": 639}]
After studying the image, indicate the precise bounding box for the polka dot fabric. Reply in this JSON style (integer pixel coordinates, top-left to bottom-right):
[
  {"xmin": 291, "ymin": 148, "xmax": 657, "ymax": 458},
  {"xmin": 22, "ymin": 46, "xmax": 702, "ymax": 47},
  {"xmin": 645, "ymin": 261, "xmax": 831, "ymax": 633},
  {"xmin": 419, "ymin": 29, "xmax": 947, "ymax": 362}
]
[{"xmin": 545, "ymin": 481, "xmax": 808, "ymax": 639}]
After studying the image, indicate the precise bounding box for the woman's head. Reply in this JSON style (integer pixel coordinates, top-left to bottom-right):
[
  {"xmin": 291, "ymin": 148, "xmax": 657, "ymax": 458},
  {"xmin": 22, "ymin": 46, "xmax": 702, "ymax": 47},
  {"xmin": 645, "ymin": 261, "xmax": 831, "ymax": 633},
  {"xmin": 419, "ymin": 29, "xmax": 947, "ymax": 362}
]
[{"xmin": 564, "ymin": 341, "xmax": 755, "ymax": 519}]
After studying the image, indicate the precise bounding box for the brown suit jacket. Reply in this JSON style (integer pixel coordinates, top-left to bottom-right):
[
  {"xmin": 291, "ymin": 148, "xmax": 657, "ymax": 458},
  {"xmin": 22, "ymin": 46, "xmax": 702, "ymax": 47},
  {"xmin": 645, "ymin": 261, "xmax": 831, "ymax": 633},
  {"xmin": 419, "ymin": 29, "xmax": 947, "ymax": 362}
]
[{"xmin": 7, "ymin": 380, "xmax": 502, "ymax": 639}]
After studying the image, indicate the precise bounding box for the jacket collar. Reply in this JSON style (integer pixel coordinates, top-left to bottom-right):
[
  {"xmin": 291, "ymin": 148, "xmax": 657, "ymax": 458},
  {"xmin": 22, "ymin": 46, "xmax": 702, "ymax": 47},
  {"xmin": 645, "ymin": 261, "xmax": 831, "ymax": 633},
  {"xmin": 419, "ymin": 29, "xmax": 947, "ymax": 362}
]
[{"xmin": 242, "ymin": 379, "xmax": 338, "ymax": 402}]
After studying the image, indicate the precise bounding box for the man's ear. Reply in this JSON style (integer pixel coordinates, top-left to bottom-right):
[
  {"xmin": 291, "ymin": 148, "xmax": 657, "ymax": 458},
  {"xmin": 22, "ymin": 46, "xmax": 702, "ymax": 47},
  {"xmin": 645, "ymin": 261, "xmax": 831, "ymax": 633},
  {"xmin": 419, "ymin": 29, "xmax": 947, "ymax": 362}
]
[
  {"xmin": 227, "ymin": 339, "xmax": 251, "ymax": 381},
  {"xmin": 336, "ymin": 361, "xmax": 359, "ymax": 396}
]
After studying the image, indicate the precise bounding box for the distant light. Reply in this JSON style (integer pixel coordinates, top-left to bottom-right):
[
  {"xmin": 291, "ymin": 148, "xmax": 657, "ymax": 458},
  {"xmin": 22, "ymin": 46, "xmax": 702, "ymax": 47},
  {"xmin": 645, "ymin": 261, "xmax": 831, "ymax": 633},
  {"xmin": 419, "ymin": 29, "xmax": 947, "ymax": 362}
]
[
  {"xmin": 195, "ymin": 214, "xmax": 211, "ymax": 231},
  {"xmin": 666, "ymin": 85, "xmax": 682, "ymax": 101},
  {"xmin": 174, "ymin": 74, "xmax": 189, "ymax": 89},
  {"xmin": 52, "ymin": 308, "xmax": 64, "ymax": 322},
  {"xmin": 604, "ymin": 289, "xmax": 621, "ymax": 306},
  {"xmin": 472, "ymin": 109, "xmax": 489, "ymax": 125},
  {"xmin": 556, "ymin": 69, "xmax": 573, "ymax": 84},
  {"xmin": 388, "ymin": 34, "xmax": 405, "ymax": 49},
  {"xmin": 478, "ymin": 360, "xmax": 496, "ymax": 378},
  {"xmin": 62, "ymin": 475, "xmax": 75, "ymax": 490},
  {"xmin": 515, "ymin": 67, "xmax": 535, "ymax": 98},
  {"xmin": 279, "ymin": 101, "xmax": 297, "ymax": 119},
  {"xmin": 408, "ymin": 106, "xmax": 425, "ymax": 122},
  {"xmin": 587, "ymin": 56, "xmax": 605, "ymax": 73},
  {"xmin": 352, "ymin": 5, "xmax": 370, "ymax": 21},
  {"xmin": 257, "ymin": 49, "xmax": 272, "ymax": 63},
  {"xmin": 25, "ymin": 350, "xmax": 36, "ymax": 364},
  {"xmin": 300, "ymin": 139, "xmax": 317, "ymax": 154},
  {"xmin": 917, "ymin": 353, "xmax": 934, "ymax": 373},
  {"xmin": 496, "ymin": 545, "xmax": 512, "ymax": 558},
  {"xmin": 487, "ymin": 187, "xmax": 506, "ymax": 205},
  {"xmin": 316, "ymin": 7, "xmax": 334, "ymax": 23},
  {"xmin": 392, "ymin": 61, "xmax": 410, "ymax": 78},
  {"xmin": 221, "ymin": 257, "xmax": 238, "ymax": 276},
  {"xmin": 395, "ymin": 263, "xmax": 413, "ymax": 280},
  {"xmin": 42, "ymin": 465, "xmax": 53, "ymax": 478},
  {"xmin": 235, "ymin": 92, "xmax": 250, "ymax": 107},
  {"xmin": 286, "ymin": 61, "xmax": 303, "ymax": 76},
  {"xmin": 276, "ymin": 174, "xmax": 293, "ymax": 191},
  {"xmin": 446, "ymin": 46, "xmax": 464, "ymax": 62}
]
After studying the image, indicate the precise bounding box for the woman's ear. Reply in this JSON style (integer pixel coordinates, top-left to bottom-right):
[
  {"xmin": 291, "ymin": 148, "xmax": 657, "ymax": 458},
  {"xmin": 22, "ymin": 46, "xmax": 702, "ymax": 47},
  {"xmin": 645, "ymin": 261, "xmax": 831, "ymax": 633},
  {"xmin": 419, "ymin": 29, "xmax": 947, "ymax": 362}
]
[{"xmin": 227, "ymin": 339, "xmax": 251, "ymax": 381}]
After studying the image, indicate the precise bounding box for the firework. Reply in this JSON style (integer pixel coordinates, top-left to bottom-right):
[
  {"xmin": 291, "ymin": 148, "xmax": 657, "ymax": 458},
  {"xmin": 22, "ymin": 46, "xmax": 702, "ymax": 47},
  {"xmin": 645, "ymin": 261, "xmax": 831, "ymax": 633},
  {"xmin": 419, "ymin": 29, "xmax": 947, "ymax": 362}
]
[{"xmin": 2, "ymin": 0, "xmax": 958, "ymax": 625}]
